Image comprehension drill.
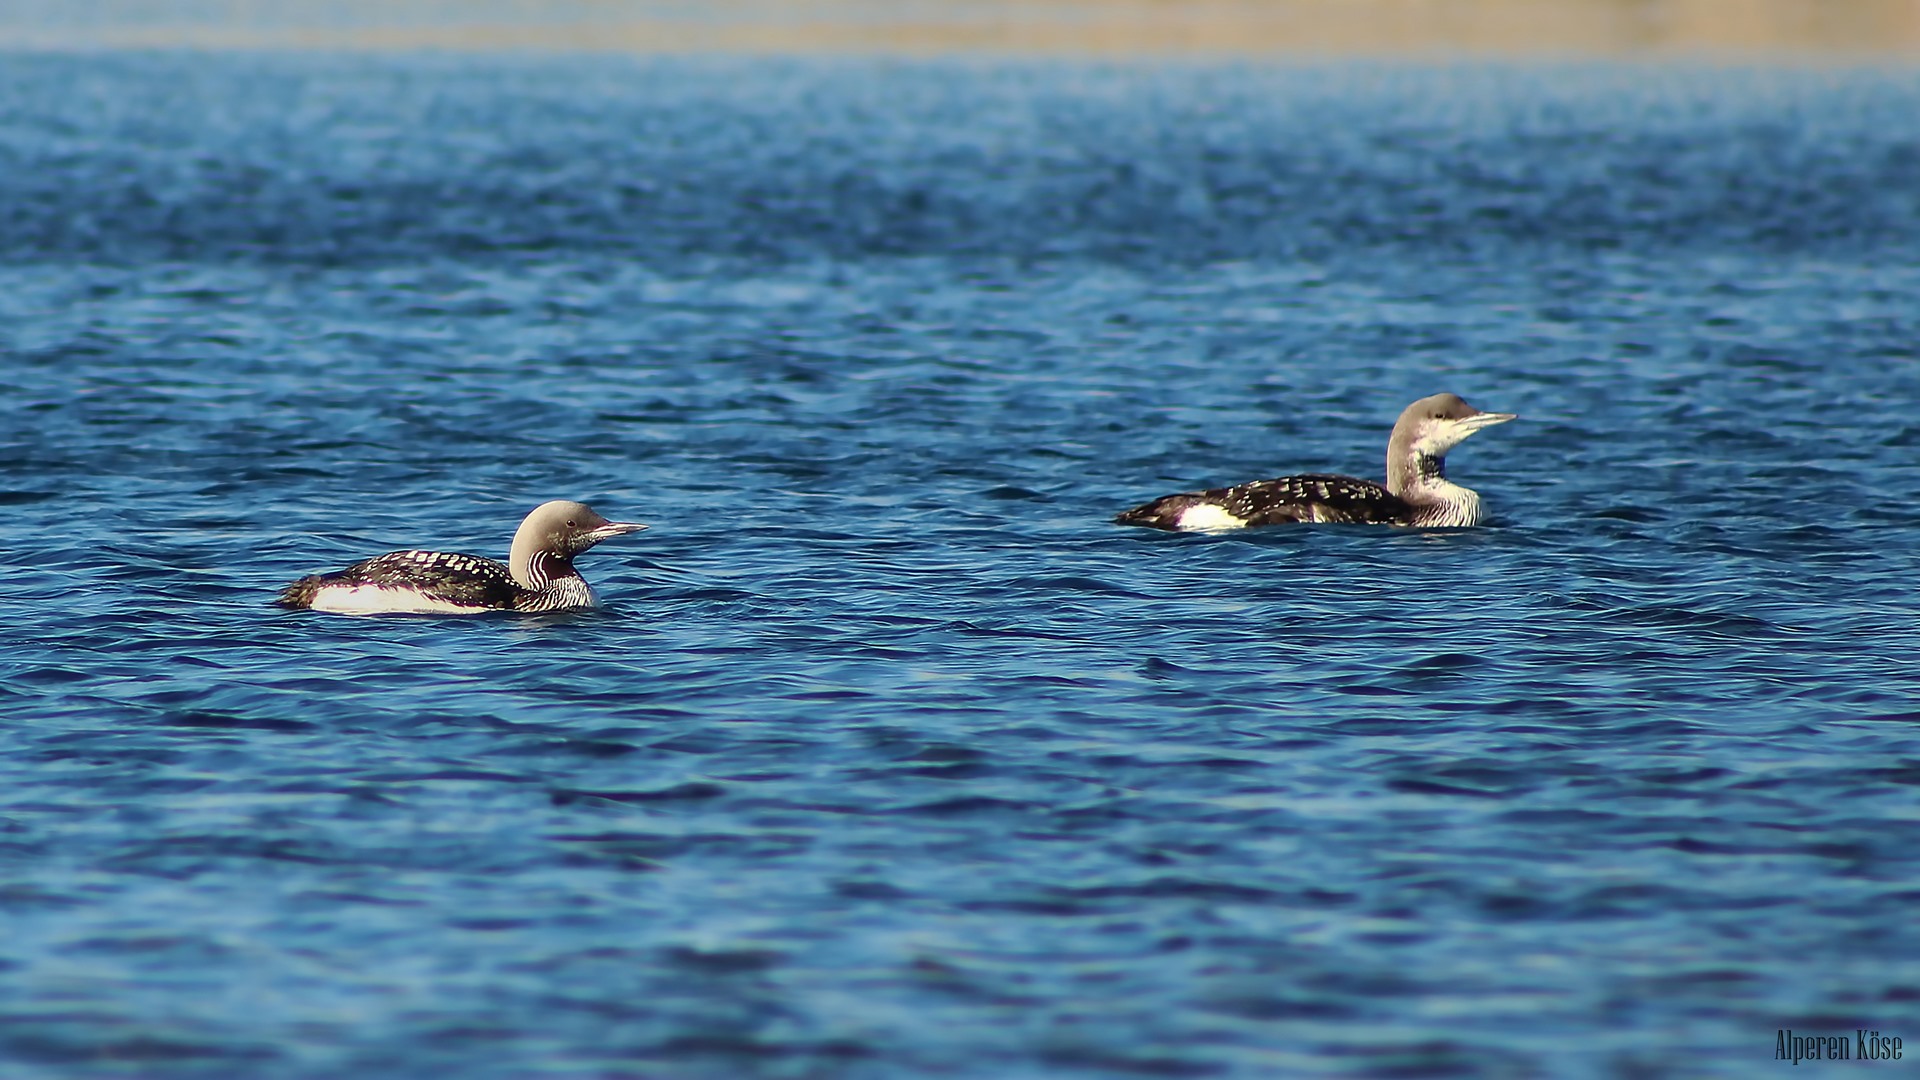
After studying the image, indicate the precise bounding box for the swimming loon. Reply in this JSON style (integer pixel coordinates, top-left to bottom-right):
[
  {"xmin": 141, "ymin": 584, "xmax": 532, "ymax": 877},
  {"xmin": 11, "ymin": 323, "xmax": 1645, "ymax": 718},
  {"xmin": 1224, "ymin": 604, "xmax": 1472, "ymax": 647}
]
[
  {"xmin": 1115, "ymin": 393, "xmax": 1516, "ymax": 531},
  {"xmin": 277, "ymin": 500, "xmax": 648, "ymax": 614}
]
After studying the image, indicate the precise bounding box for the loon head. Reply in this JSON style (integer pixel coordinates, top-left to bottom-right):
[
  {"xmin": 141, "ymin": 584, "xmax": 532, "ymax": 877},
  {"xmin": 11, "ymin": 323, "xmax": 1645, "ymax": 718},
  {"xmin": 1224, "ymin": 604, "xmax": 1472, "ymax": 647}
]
[
  {"xmin": 508, "ymin": 500, "xmax": 648, "ymax": 587},
  {"xmin": 1386, "ymin": 393, "xmax": 1516, "ymax": 492}
]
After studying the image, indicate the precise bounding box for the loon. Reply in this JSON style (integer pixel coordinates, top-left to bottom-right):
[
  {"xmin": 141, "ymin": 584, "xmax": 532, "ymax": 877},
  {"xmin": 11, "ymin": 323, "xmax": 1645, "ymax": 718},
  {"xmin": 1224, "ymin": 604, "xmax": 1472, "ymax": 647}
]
[
  {"xmin": 1115, "ymin": 393, "xmax": 1516, "ymax": 531},
  {"xmin": 277, "ymin": 500, "xmax": 648, "ymax": 614}
]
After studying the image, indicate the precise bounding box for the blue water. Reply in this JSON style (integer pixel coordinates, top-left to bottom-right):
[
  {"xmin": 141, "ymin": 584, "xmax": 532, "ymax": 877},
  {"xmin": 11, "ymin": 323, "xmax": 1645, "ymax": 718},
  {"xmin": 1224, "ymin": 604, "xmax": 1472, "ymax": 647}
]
[{"xmin": 3, "ymin": 52, "xmax": 1920, "ymax": 1077}]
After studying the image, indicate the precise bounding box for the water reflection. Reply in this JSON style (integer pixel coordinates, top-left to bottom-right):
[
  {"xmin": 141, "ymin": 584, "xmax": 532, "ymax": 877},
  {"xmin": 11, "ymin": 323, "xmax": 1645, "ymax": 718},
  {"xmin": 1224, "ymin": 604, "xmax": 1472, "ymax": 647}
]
[{"xmin": 5, "ymin": 0, "xmax": 1917, "ymax": 54}]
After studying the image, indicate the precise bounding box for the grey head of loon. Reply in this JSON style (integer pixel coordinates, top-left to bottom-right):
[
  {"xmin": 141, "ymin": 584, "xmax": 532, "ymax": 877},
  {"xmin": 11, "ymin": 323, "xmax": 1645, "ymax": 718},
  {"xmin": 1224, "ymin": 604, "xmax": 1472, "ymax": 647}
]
[
  {"xmin": 508, "ymin": 500, "xmax": 649, "ymax": 589},
  {"xmin": 1385, "ymin": 393, "xmax": 1517, "ymax": 497}
]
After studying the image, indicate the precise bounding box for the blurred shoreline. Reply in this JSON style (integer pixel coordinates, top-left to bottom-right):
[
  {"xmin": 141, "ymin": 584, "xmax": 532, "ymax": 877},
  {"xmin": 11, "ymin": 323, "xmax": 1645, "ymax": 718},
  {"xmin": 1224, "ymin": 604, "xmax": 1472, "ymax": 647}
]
[{"xmin": 0, "ymin": 0, "xmax": 1916, "ymax": 56}]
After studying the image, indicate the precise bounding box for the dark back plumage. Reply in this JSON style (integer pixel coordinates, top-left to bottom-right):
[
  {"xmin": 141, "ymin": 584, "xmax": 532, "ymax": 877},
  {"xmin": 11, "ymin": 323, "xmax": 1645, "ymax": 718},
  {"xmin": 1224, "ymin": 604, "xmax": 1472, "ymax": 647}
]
[
  {"xmin": 277, "ymin": 550, "xmax": 518, "ymax": 610},
  {"xmin": 1114, "ymin": 474, "xmax": 1412, "ymax": 529}
]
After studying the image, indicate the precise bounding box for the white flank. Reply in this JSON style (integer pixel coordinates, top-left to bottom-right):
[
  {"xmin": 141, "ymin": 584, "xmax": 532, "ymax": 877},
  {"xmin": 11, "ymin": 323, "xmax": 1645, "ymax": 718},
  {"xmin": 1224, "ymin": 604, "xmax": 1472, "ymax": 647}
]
[
  {"xmin": 306, "ymin": 584, "xmax": 492, "ymax": 615},
  {"xmin": 1174, "ymin": 503, "xmax": 1249, "ymax": 531}
]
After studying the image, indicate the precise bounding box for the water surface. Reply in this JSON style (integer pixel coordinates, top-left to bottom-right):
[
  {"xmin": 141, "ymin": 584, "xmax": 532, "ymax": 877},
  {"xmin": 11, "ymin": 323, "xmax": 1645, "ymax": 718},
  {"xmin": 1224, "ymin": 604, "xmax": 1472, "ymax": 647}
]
[{"xmin": 2, "ymin": 54, "xmax": 1919, "ymax": 1077}]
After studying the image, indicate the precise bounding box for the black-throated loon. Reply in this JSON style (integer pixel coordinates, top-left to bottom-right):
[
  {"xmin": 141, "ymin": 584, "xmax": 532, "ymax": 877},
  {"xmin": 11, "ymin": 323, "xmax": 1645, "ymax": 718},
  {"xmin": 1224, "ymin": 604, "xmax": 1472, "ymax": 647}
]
[
  {"xmin": 1115, "ymin": 393, "xmax": 1516, "ymax": 531},
  {"xmin": 277, "ymin": 500, "xmax": 648, "ymax": 614}
]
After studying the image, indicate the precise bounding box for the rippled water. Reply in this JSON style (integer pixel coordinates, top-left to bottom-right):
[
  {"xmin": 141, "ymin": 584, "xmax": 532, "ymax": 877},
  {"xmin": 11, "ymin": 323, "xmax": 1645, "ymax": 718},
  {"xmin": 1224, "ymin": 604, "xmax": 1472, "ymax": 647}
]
[{"xmin": 3, "ymin": 53, "xmax": 1920, "ymax": 1077}]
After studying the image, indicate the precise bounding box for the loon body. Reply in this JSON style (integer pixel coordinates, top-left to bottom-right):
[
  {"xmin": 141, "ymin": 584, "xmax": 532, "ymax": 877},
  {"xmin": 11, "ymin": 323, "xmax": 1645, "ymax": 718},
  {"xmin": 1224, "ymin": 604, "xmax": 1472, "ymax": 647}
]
[
  {"xmin": 1115, "ymin": 393, "xmax": 1516, "ymax": 531},
  {"xmin": 277, "ymin": 500, "xmax": 647, "ymax": 614}
]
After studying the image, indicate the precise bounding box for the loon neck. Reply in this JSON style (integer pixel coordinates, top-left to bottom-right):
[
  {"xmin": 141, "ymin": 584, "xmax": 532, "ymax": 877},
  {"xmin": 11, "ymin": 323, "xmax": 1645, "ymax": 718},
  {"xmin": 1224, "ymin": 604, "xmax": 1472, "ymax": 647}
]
[
  {"xmin": 514, "ymin": 549, "xmax": 580, "ymax": 592},
  {"xmin": 1386, "ymin": 450, "xmax": 1446, "ymax": 497},
  {"xmin": 1388, "ymin": 450, "xmax": 1484, "ymax": 524}
]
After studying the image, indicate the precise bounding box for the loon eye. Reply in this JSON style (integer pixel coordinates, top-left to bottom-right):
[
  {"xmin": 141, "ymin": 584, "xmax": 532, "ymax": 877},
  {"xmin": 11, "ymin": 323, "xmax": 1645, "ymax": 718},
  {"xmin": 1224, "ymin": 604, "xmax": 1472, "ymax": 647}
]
[{"xmin": 567, "ymin": 519, "xmax": 578, "ymax": 528}]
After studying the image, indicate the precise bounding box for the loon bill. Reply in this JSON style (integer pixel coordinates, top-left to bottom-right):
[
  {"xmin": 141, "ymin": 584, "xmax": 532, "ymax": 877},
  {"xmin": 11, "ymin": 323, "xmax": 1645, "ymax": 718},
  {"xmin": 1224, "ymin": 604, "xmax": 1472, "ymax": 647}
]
[
  {"xmin": 277, "ymin": 500, "xmax": 648, "ymax": 614},
  {"xmin": 1115, "ymin": 393, "xmax": 1516, "ymax": 531}
]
